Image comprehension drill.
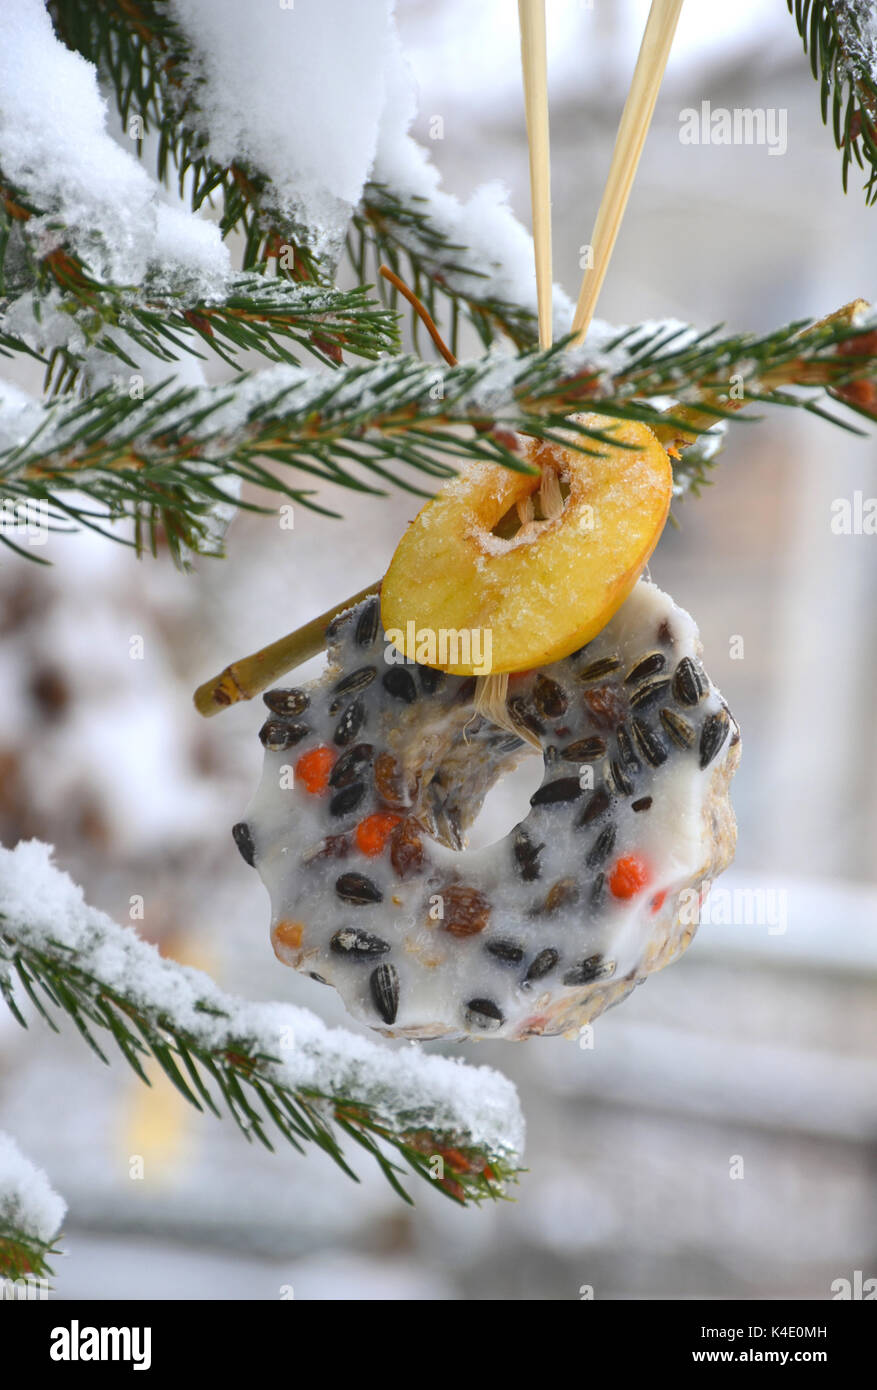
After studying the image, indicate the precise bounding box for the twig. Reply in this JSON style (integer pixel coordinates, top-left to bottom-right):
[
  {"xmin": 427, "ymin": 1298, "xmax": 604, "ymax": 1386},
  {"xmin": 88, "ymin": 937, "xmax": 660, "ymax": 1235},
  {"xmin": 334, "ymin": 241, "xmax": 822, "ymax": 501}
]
[{"xmin": 572, "ymin": 0, "xmax": 684, "ymax": 344}]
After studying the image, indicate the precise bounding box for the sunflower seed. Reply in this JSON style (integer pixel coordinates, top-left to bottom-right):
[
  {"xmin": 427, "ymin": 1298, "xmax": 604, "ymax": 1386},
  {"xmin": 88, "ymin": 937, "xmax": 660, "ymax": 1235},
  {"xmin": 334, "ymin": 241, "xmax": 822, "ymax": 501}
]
[
  {"xmin": 330, "ymin": 666, "xmax": 376, "ymax": 709},
  {"xmin": 494, "ymin": 733, "xmax": 526, "ymax": 753},
  {"xmin": 616, "ymin": 721, "xmax": 641, "ymax": 771},
  {"xmin": 334, "ymin": 697, "xmax": 366, "ymax": 746},
  {"xmin": 632, "ymin": 718, "xmax": 668, "ymax": 766},
  {"xmin": 578, "ymin": 656, "xmax": 621, "ymax": 681},
  {"xmin": 629, "ymin": 676, "xmax": 672, "ymax": 711},
  {"xmin": 625, "ymin": 652, "xmax": 666, "ymax": 684},
  {"xmin": 632, "ymin": 796, "xmax": 653, "ymax": 812},
  {"xmin": 232, "ymin": 821, "xmax": 256, "ymax": 867},
  {"xmin": 263, "ymin": 688, "xmax": 309, "ymax": 716},
  {"xmin": 370, "ymin": 963, "xmax": 400, "ymax": 1024},
  {"xmin": 576, "ymin": 786, "xmax": 611, "ymax": 826},
  {"xmin": 464, "ymin": 998, "xmax": 504, "ymax": 1031},
  {"xmin": 383, "ymin": 667, "xmax": 418, "ymax": 703},
  {"xmin": 486, "ymin": 939, "xmax": 525, "ymax": 965},
  {"xmin": 355, "ymin": 597, "xmax": 380, "ymax": 647},
  {"xmin": 524, "ymin": 948, "xmax": 559, "ymax": 984},
  {"xmin": 562, "ymin": 955, "xmax": 616, "ymax": 987},
  {"xmin": 259, "ymin": 719, "xmax": 310, "ymax": 751},
  {"xmin": 660, "ymin": 707, "xmax": 696, "ymax": 749},
  {"xmin": 329, "ymin": 742, "xmax": 374, "ymax": 788},
  {"xmin": 530, "ymin": 777, "xmax": 582, "ymax": 807},
  {"xmin": 590, "ymin": 873, "xmax": 606, "ymax": 908},
  {"xmin": 329, "ymin": 781, "xmax": 366, "ymax": 817},
  {"xmin": 563, "ymin": 736, "xmax": 607, "ymax": 762},
  {"xmin": 699, "ymin": 708, "xmax": 730, "ymax": 768},
  {"xmin": 325, "ymin": 609, "xmax": 353, "ymax": 642},
  {"xmin": 533, "ymin": 675, "xmax": 568, "ymax": 718},
  {"xmin": 331, "ymin": 928, "xmax": 389, "ymax": 958},
  {"xmin": 513, "ymin": 826, "xmax": 543, "ymax": 880},
  {"xmin": 335, "ymin": 872, "xmax": 383, "ymax": 904},
  {"xmin": 672, "ymin": 656, "xmax": 706, "ymax": 706},
  {"xmin": 309, "ymin": 972, "xmax": 329, "ymax": 985},
  {"xmin": 587, "ymin": 824, "xmax": 617, "ymax": 868},
  {"xmin": 609, "ymin": 759, "xmax": 634, "ymax": 796},
  {"xmin": 508, "ymin": 695, "xmax": 544, "ymax": 737}
]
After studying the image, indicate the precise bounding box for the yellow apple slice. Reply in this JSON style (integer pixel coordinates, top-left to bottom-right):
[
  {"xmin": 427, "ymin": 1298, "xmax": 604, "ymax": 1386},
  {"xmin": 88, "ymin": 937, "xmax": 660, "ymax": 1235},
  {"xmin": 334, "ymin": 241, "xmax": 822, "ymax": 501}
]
[{"xmin": 380, "ymin": 413, "xmax": 672, "ymax": 675}]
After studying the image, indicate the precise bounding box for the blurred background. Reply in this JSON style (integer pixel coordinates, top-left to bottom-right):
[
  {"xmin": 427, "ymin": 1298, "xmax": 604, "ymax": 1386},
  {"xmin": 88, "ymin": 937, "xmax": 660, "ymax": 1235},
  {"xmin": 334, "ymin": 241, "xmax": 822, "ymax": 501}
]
[{"xmin": 1, "ymin": 0, "xmax": 876, "ymax": 1300}]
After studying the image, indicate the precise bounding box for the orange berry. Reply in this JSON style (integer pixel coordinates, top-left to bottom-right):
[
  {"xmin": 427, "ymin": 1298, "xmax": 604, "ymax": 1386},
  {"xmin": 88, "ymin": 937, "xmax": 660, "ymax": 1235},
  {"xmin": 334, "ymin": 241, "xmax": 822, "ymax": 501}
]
[
  {"xmin": 296, "ymin": 745, "xmax": 336, "ymax": 794},
  {"xmin": 650, "ymin": 889, "xmax": 667, "ymax": 913},
  {"xmin": 355, "ymin": 812, "xmax": 402, "ymax": 857},
  {"xmin": 609, "ymin": 854, "xmax": 650, "ymax": 900}
]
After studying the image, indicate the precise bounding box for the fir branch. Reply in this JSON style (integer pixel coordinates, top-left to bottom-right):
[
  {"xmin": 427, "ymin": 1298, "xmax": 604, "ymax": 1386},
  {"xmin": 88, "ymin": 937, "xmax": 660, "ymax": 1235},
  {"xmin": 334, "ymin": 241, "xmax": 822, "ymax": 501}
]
[
  {"xmin": 0, "ymin": 1221, "xmax": 60, "ymax": 1284},
  {"xmin": 788, "ymin": 1, "xmax": 877, "ymax": 203},
  {"xmin": 2, "ymin": 307, "xmax": 875, "ymax": 561},
  {"xmin": 48, "ymin": 0, "xmax": 545, "ymax": 347},
  {"xmin": 0, "ymin": 854, "xmax": 522, "ymax": 1207},
  {"xmin": 0, "ymin": 182, "xmax": 399, "ymax": 388},
  {"xmin": 0, "ymin": 1131, "xmax": 65, "ymax": 1284}
]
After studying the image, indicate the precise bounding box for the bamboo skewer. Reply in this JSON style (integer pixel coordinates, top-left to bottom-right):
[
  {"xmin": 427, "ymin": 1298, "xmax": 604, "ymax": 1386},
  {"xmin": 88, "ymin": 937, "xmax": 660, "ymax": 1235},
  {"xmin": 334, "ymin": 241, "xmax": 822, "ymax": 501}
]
[
  {"xmin": 518, "ymin": 0, "xmax": 553, "ymax": 351},
  {"xmin": 571, "ymin": 0, "xmax": 684, "ymax": 346}
]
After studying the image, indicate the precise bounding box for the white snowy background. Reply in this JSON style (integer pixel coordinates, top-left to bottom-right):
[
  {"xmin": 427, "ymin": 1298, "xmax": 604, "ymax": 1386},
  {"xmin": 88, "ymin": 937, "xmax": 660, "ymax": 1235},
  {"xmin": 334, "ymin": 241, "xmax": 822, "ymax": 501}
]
[{"xmin": 1, "ymin": 0, "xmax": 876, "ymax": 1299}]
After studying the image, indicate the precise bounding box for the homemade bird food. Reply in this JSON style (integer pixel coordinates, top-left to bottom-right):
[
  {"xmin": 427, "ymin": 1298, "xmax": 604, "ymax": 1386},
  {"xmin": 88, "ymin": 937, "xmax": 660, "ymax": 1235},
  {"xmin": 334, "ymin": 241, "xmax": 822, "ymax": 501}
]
[{"xmin": 235, "ymin": 574, "xmax": 740, "ymax": 1041}]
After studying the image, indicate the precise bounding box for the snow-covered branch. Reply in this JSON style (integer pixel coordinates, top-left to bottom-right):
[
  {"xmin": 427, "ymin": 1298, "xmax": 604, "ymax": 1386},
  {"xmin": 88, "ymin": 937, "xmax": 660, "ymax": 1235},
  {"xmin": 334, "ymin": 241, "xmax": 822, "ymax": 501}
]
[
  {"xmin": 0, "ymin": 841, "xmax": 524, "ymax": 1205},
  {"xmin": 0, "ymin": 1131, "xmax": 66, "ymax": 1281}
]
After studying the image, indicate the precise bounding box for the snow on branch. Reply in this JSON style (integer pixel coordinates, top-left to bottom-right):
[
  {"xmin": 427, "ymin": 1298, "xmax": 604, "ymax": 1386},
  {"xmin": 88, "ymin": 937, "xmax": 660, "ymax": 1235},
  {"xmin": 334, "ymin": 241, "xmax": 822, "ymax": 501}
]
[
  {"xmin": 0, "ymin": 841, "xmax": 524, "ymax": 1205},
  {"xmin": 0, "ymin": 1131, "xmax": 66, "ymax": 1282}
]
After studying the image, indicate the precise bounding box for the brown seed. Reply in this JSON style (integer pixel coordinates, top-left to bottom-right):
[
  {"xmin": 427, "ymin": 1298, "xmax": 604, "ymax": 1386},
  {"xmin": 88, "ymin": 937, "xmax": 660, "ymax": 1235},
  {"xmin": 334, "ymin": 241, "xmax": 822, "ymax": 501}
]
[
  {"xmin": 699, "ymin": 708, "xmax": 730, "ymax": 768},
  {"xmin": 524, "ymin": 948, "xmax": 559, "ymax": 984},
  {"xmin": 609, "ymin": 759, "xmax": 633, "ymax": 796},
  {"xmin": 374, "ymin": 751, "xmax": 409, "ymax": 808},
  {"xmin": 303, "ymin": 833, "xmax": 350, "ymax": 861},
  {"xmin": 263, "ymin": 687, "xmax": 309, "ymax": 717},
  {"xmin": 583, "ymin": 685, "xmax": 625, "ymax": 730},
  {"xmin": 586, "ymin": 825, "xmax": 617, "ymax": 869},
  {"xmin": 389, "ymin": 818, "xmax": 424, "ymax": 878},
  {"xmin": 232, "ymin": 821, "xmax": 256, "ymax": 867},
  {"xmin": 632, "ymin": 796, "xmax": 652, "ymax": 812},
  {"xmin": 443, "ymin": 884, "xmax": 491, "ymax": 937},
  {"xmin": 383, "ymin": 667, "xmax": 418, "ymax": 703},
  {"xmin": 335, "ymin": 872, "xmax": 383, "ymax": 904},
  {"xmin": 530, "ymin": 777, "xmax": 583, "ymax": 807},
  {"xmin": 629, "ymin": 676, "xmax": 672, "ymax": 711},
  {"xmin": 562, "ymin": 955, "xmax": 616, "ymax": 987},
  {"xmin": 329, "ymin": 743, "xmax": 374, "ymax": 787},
  {"xmin": 334, "ymin": 697, "xmax": 366, "ymax": 746},
  {"xmin": 512, "ymin": 826, "xmax": 543, "ymax": 880},
  {"xmin": 464, "ymin": 998, "xmax": 504, "ymax": 1030},
  {"xmin": 508, "ymin": 695, "xmax": 544, "ymax": 737},
  {"xmin": 660, "ymin": 707, "xmax": 696, "ymax": 749},
  {"xmin": 542, "ymin": 878, "xmax": 580, "ymax": 914},
  {"xmin": 533, "ymin": 675, "xmax": 568, "ymax": 718},
  {"xmin": 577, "ymin": 786, "xmax": 611, "ymax": 826},
  {"xmin": 329, "ymin": 781, "xmax": 366, "ymax": 817},
  {"xmin": 672, "ymin": 656, "xmax": 706, "ymax": 706},
  {"xmin": 259, "ymin": 719, "xmax": 309, "ymax": 751},
  {"xmin": 331, "ymin": 927, "xmax": 389, "ymax": 958},
  {"xmin": 486, "ymin": 939, "xmax": 525, "ymax": 965},
  {"xmin": 562, "ymin": 736, "xmax": 607, "ymax": 762},
  {"xmin": 578, "ymin": 656, "xmax": 620, "ymax": 681}
]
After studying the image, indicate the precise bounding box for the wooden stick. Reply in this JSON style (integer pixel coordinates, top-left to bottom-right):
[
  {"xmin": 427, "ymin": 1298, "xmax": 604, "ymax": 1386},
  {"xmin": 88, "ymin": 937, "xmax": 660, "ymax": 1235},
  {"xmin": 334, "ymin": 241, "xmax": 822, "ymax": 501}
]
[
  {"xmin": 193, "ymin": 581, "xmax": 381, "ymax": 717},
  {"xmin": 571, "ymin": 0, "xmax": 683, "ymax": 346},
  {"xmin": 518, "ymin": 0, "xmax": 553, "ymax": 350}
]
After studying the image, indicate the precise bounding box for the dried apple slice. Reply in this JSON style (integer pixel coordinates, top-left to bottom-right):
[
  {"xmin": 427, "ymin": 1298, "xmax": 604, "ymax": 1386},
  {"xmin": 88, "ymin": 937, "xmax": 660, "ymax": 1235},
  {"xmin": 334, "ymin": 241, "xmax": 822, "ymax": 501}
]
[{"xmin": 381, "ymin": 413, "xmax": 673, "ymax": 675}]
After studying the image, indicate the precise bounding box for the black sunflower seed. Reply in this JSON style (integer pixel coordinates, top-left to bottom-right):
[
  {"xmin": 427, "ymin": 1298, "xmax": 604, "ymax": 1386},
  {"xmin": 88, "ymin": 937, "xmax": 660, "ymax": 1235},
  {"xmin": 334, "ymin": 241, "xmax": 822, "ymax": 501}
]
[
  {"xmin": 355, "ymin": 597, "xmax": 380, "ymax": 647},
  {"xmin": 590, "ymin": 873, "xmax": 606, "ymax": 908},
  {"xmin": 494, "ymin": 733, "xmax": 525, "ymax": 753},
  {"xmin": 530, "ymin": 777, "xmax": 582, "ymax": 807},
  {"xmin": 486, "ymin": 939, "xmax": 525, "ymax": 965},
  {"xmin": 533, "ymin": 675, "xmax": 568, "ymax": 718},
  {"xmin": 563, "ymin": 736, "xmax": 607, "ymax": 762},
  {"xmin": 616, "ymin": 721, "xmax": 641, "ymax": 771},
  {"xmin": 609, "ymin": 759, "xmax": 634, "ymax": 796},
  {"xmin": 309, "ymin": 972, "xmax": 329, "ymax": 984},
  {"xmin": 331, "ymin": 927, "xmax": 389, "ymax": 958},
  {"xmin": 464, "ymin": 998, "xmax": 504, "ymax": 1031},
  {"xmin": 370, "ymin": 963, "xmax": 399, "ymax": 1024},
  {"xmin": 562, "ymin": 955, "xmax": 616, "ymax": 987},
  {"xmin": 335, "ymin": 872, "xmax": 383, "ymax": 904},
  {"xmin": 382, "ymin": 667, "xmax": 418, "ymax": 703},
  {"xmin": 232, "ymin": 821, "xmax": 256, "ymax": 867},
  {"xmin": 417, "ymin": 664, "xmax": 445, "ymax": 694},
  {"xmin": 632, "ymin": 796, "xmax": 652, "ymax": 812},
  {"xmin": 578, "ymin": 655, "xmax": 620, "ymax": 681},
  {"xmin": 331, "ymin": 665, "xmax": 376, "ymax": 701},
  {"xmin": 672, "ymin": 656, "xmax": 706, "ymax": 706},
  {"xmin": 259, "ymin": 719, "xmax": 310, "ymax": 751},
  {"xmin": 629, "ymin": 676, "xmax": 672, "ymax": 711},
  {"xmin": 513, "ymin": 826, "xmax": 543, "ymax": 880},
  {"xmin": 523, "ymin": 948, "xmax": 559, "ymax": 984},
  {"xmin": 632, "ymin": 718, "xmax": 668, "ymax": 767},
  {"xmin": 329, "ymin": 742, "xmax": 374, "ymax": 787},
  {"xmin": 625, "ymin": 652, "xmax": 666, "ymax": 683},
  {"xmin": 334, "ymin": 697, "xmax": 366, "ymax": 746},
  {"xmin": 699, "ymin": 708, "xmax": 730, "ymax": 768},
  {"xmin": 586, "ymin": 824, "xmax": 617, "ymax": 868},
  {"xmin": 576, "ymin": 786, "xmax": 611, "ymax": 826},
  {"xmin": 263, "ymin": 688, "xmax": 309, "ymax": 717},
  {"xmin": 329, "ymin": 781, "xmax": 366, "ymax": 817},
  {"xmin": 508, "ymin": 695, "xmax": 544, "ymax": 736},
  {"xmin": 660, "ymin": 707, "xmax": 696, "ymax": 750}
]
